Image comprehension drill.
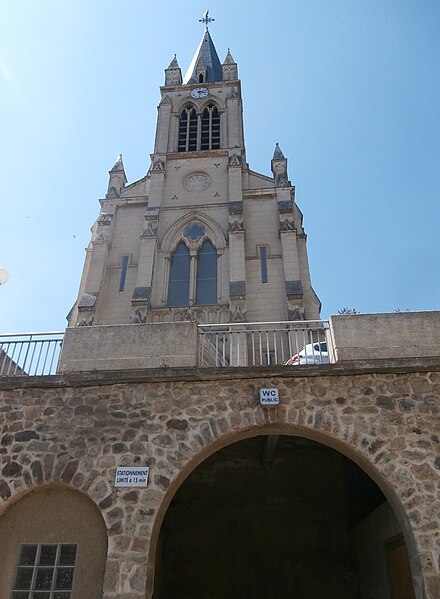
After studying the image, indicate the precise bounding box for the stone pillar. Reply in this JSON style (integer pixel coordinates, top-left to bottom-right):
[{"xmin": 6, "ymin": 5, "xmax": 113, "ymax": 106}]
[
  {"xmin": 226, "ymin": 92, "xmax": 243, "ymax": 148},
  {"xmin": 154, "ymin": 96, "xmax": 172, "ymax": 154},
  {"xmin": 227, "ymin": 151, "xmax": 247, "ymax": 327},
  {"xmin": 131, "ymin": 209, "xmax": 159, "ymax": 324},
  {"xmin": 74, "ymin": 235, "xmax": 111, "ymax": 327},
  {"xmin": 148, "ymin": 157, "xmax": 166, "ymax": 209},
  {"xmin": 274, "ymin": 187, "xmax": 305, "ymax": 321}
]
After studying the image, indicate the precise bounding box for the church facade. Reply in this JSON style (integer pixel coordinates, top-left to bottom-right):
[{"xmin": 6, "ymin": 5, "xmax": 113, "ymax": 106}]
[
  {"xmin": 1, "ymin": 21, "xmax": 439, "ymax": 599},
  {"xmin": 68, "ymin": 26, "xmax": 320, "ymax": 329}
]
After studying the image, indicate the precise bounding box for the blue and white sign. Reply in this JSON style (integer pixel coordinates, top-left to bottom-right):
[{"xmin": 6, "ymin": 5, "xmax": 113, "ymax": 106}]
[
  {"xmin": 115, "ymin": 467, "xmax": 149, "ymax": 487},
  {"xmin": 259, "ymin": 388, "xmax": 279, "ymax": 406}
]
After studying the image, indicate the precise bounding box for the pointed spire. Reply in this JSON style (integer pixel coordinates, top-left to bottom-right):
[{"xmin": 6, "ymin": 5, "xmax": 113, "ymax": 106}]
[
  {"xmin": 183, "ymin": 28, "xmax": 222, "ymax": 84},
  {"xmin": 167, "ymin": 54, "xmax": 179, "ymax": 69},
  {"xmin": 222, "ymin": 48, "xmax": 238, "ymax": 81},
  {"xmin": 271, "ymin": 144, "xmax": 290, "ymax": 187},
  {"xmin": 165, "ymin": 54, "xmax": 182, "ymax": 86},
  {"xmin": 273, "ymin": 143, "xmax": 285, "ymax": 160},
  {"xmin": 110, "ymin": 154, "xmax": 125, "ymax": 173},
  {"xmin": 107, "ymin": 154, "xmax": 127, "ymax": 198},
  {"xmin": 223, "ymin": 49, "xmax": 235, "ymax": 64}
]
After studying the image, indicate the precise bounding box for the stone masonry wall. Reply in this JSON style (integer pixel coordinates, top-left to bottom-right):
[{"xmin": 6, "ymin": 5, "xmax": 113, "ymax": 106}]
[{"xmin": 0, "ymin": 364, "xmax": 439, "ymax": 598}]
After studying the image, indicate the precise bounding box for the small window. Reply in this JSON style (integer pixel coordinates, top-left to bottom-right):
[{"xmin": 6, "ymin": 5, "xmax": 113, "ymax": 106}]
[
  {"xmin": 259, "ymin": 246, "xmax": 268, "ymax": 283},
  {"xmin": 11, "ymin": 544, "xmax": 77, "ymax": 599},
  {"xmin": 119, "ymin": 255, "xmax": 130, "ymax": 292}
]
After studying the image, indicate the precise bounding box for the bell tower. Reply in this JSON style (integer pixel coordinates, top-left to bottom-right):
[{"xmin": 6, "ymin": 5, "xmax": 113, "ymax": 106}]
[{"xmin": 68, "ymin": 13, "xmax": 321, "ymax": 328}]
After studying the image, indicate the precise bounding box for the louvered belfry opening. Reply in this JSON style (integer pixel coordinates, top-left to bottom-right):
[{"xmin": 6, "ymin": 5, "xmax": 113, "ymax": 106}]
[
  {"xmin": 201, "ymin": 104, "xmax": 220, "ymax": 150},
  {"xmin": 178, "ymin": 103, "xmax": 220, "ymax": 152}
]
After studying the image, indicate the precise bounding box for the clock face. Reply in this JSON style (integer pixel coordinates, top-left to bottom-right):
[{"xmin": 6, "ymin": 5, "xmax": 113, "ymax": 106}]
[{"xmin": 190, "ymin": 87, "xmax": 209, "ymax": 99}]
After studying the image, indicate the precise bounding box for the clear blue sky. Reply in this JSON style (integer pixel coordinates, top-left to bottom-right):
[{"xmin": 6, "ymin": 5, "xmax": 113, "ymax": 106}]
[{"xmin": 1, "ymin": 0, "xmax": 439, "ymax": 332}]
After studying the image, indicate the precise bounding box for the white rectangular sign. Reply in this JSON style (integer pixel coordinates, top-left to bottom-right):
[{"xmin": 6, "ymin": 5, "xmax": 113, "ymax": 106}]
[
  {"xmin": 259, "ymin": 388, "xmax": 279, "ymax": 405},
  {"xmin": 115, "ymin": 467, "xmax": 149, "ymax": 488}
]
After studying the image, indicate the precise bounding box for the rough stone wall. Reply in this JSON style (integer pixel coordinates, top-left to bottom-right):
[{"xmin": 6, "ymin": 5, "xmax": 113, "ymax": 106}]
[{"xmin": 0, "ymin": 366, "xmax": 439, "ymax": 599}]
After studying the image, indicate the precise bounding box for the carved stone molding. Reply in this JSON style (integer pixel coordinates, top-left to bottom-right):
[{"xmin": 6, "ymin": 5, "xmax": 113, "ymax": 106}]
[
  {"xmin": 280, "ymin": 219, "xmax": 295, "ymax": 232},
  {"xmin": 97, "ymin": 213, "xmax": 114, "ymax": 226},
  {"xmin": 229, "ymin": 220, "xmax": 244, "ymax": 233},
  {"xmin": 275, "ymin": 175, "xmax": 289, "ymax": 187},
  {"xmin": 151, "ymin": 159, "xmax": 165, "ymax": 173},
  {"xmin": 229, "ymin": 299, "xmax": 247, "ymax": 322},
  {"xmin": 77, "ymin": 314, "xmax": 94, "ymax": 327},
  {"xmin": 142, "ymin": 221, "xmax": 158, "ymax": 238},
  {"xmin": 93, "ymin": 233, "xmax": 109, "ymax": 244},
  {"xmin": 228, "ymin": 153, "xmax": 242, "ymax": 167},
  {"xmin": 106, "ymin": 186, "xmax": 119, "ymax": 199},
  {"xmin": 148, "ymin": 305, "xmax": 229, "ymax": 324},
  {"xmin": 130, "ymin": 307, "xmax": 147, "ymax": 324},
  {"xmin": 287, "ymin": 306, "xmax": 305, "ymax": 322}
]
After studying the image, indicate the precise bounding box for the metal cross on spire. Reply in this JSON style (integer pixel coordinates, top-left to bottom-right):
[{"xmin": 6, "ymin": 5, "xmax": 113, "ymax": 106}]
[{"xmin": 199, "ymin": 9, "xmax": 215, "ymax": 27}]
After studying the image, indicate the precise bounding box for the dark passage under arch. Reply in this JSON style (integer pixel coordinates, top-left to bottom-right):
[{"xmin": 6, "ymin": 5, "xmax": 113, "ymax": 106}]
[{"xmin": 154, "ymin": 435, "xmax": 417, "ymax": 599}]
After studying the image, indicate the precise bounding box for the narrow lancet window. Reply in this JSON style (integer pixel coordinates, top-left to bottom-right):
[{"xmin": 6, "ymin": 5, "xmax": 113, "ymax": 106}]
[
  {"xmin": 196, "ymin": 240, "xmax": 217, "ymax": 305},
  {"xmin": 259, "ymin": 246, "xmax": 268, "ymax": 283},
  {"xmin": 119, "ymin": 255, "xmax": 130, "ymax": 292},
  {"xmin": 168, "ymin": 243, "xmax": 190, "ymax": 306}
]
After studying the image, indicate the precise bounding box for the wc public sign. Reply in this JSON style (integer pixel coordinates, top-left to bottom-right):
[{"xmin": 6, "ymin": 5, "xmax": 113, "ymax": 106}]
[
  {"xmin": 115, "ymin": 467, "xmax": 149, "ymax": 487},
  {"xmin": 259, "ymin": 388, "xmax": 279, "ymax": 406}
]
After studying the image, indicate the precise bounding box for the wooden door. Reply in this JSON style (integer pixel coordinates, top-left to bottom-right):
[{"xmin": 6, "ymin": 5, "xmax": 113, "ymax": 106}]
[{"xmin": 384, "ymin": 534, "xmax": 417, "ymax": 599}]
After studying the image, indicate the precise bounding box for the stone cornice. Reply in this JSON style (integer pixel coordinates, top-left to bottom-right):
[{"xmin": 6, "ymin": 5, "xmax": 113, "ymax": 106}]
[{"xmin": 1, "ymin": 358, "xmax": 440, "ymax": 390}]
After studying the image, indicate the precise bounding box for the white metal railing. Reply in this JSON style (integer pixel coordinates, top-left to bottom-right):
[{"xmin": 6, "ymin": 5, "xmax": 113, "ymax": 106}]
[
  {"xmin": 0, "ymin": 322, "xmax": 331, "ymax": 376},
  {"xmin": 0, "ymin": 332, "xmax": 64, "ymax": 377},
  {"xmin": 198, "ymin": 320, "xmax": 331, "ymax": 367}
]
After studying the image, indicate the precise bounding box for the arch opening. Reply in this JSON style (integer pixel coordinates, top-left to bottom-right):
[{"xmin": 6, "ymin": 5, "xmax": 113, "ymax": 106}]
[{"xmin": 153, "ymin": 435, "xmax": 418, "ymax": 599}]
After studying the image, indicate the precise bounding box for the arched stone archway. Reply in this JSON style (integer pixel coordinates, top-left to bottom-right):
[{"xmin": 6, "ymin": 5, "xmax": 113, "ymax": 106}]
[
  {"xmin": 1, "ymin": 368, "xmax": 438, "ymax": 597},
  {"xmin": 147, "ymin": 425, "xmax": 425, "ymax": 599}
]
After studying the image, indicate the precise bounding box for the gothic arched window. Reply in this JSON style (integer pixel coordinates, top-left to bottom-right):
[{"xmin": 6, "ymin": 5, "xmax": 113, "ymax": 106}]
[
  {"xmin": 196, "ymin": 240, "xmax": 217, "ymax": 305},
  {"xmin": 167, "ymin": 238, "xmax": 218, "ymax": 307},
  {"xmin": 178, "ymin": 103, "xmax": 220, "ymax": 152},
  {"xmin": 167, "ymin": 242, "xmax": 190, "ymax": 306}
]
